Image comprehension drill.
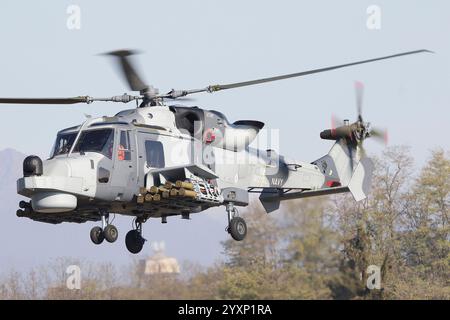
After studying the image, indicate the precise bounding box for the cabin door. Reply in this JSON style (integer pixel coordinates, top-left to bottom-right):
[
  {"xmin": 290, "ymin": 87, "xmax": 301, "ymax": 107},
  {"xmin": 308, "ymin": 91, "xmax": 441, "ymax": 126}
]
[{"xmin": 110, "ymin": 129, "xmax": 137, "ymax": 201}]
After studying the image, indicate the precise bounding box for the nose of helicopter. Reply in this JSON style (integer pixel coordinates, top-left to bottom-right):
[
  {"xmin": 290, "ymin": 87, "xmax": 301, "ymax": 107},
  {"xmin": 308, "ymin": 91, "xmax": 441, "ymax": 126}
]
[
  {"xmin": 17, "ymin": 156, "xmax": 83, "ymax": 213},
  {"xmin": 43, "ymin": 157, "xmax": 72, "ymax": 177}
]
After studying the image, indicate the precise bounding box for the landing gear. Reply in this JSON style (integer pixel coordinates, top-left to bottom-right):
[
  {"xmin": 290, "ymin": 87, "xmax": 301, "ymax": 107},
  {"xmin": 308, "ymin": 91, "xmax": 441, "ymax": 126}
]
[
  {"xmin": 125, "ymin": 219, "xmax": 146, "ymax": 254},
  {"xmin": 90, "ymin": 226, "xmax": 104, "ymax": 245},
  {"xmin": 229, "ymin": 216, "xmax": 247, "ymax": 241},
  {"xmin": 89, "ymin": 211, "xmax": 118, "ymax": 245},
  {"xmin": 226, "ymin": 203, "xmax": 247, "ymax": 241},
  {"xmin": 104, "ymin": 224, "xmax": 118, "ymax": 243}
]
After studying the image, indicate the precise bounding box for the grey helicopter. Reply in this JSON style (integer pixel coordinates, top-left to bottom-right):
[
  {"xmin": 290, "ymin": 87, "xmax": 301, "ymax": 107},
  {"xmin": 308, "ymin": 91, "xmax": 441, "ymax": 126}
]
[{"xmin": 1, "ymin": 49, "xmax": 430, "ymax": 254}]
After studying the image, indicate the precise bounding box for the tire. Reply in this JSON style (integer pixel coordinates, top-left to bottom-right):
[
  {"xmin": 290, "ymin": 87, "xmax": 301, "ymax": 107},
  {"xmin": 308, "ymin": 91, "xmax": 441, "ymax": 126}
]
[
  {"xmin": 90, "ymin": 226, "xmax": 104, "ymax": 245},
  {"xmin": 104, "ymin": 224, "xmax": 118, "ymax": 243},
  {"xmin": 228, "ymin": 217, "xmax": 247, "ymax": 241},
  {"xmin": 125, "ymin": 230, "xmax": 145, "ymax": 254}
]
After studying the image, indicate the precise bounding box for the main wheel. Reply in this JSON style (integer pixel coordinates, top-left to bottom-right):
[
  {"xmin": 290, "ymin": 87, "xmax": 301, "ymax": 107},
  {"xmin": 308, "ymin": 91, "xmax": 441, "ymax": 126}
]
[
  {"xmin": 125, "ymin": 230, "xmax": 145, "ymax": 254},
  {"xmin": 228, "ymin": 217, "xmax": 247, "ymax": 241},
  {"xmin": 90, "ymin": 226, "xmax": 104, "ymax": 245},
  {"xmin": 104, "ymin": 224, "xmax": 118, "ymax": 243}
]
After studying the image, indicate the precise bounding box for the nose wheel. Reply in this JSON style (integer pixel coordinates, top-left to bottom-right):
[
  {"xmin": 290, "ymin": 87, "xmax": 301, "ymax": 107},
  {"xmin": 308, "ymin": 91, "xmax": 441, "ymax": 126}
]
[
  {"xmin": 226, "ymin": 203, "xmax": 247, "ymax": 241},
  {"xmin": 125, "ymin": 218, "xmax": 146, "ymax": 254},
  {"xmin": 90, "ymin": 212, "xmax": 118, "ymax": 245}
]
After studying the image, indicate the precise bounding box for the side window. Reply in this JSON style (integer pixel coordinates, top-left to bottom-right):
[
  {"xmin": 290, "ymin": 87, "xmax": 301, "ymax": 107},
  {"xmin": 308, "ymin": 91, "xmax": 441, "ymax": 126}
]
[
  {"xmin": 118, "ymin": 130, "xmax": 131, "ymax": 161},
  {"xmin": 145, "ymin": 140, "xmax": 165, "ymax": 168}
]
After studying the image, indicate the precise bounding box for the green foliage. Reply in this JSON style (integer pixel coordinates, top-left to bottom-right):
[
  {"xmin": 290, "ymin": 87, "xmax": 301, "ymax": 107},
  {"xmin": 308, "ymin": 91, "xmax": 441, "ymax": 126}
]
[{"xmin": 329, "ymin": 147, "xmax": 449, "ymax": 299}]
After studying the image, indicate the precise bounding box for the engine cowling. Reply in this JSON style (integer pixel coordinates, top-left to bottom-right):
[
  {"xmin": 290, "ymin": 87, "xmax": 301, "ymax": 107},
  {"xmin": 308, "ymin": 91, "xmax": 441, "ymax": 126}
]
[
  {"xmin": 171, "ymin": 106, "xmax": 264, "ymax": 151},
  {"xmin": 211, "ymin": 120, "xmax": 264, "ymax": 151}
]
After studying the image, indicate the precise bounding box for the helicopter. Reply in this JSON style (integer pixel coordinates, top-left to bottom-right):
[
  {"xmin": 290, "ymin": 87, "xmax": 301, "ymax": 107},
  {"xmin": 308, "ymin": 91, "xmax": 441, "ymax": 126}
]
[{"xmin": 2, "ymin": 49, "xmax": 430, "ymax": 254}]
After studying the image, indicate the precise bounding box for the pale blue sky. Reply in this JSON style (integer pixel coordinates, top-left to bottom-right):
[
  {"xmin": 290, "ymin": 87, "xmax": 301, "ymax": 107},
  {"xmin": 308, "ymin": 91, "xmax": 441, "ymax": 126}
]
[
  {"xmin": 0, "ymin": 1, "xmax": 448, "ymax": 270},
  {"xmin": 0, "ymin": 0, "xmax": 449, "ymax": 163}
]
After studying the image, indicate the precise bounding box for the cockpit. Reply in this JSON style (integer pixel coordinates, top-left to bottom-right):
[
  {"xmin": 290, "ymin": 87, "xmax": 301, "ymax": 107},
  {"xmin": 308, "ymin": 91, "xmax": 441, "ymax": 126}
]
[{"xmin": 50, "ymin": 128, "xmax": 115, "ymax": 159}]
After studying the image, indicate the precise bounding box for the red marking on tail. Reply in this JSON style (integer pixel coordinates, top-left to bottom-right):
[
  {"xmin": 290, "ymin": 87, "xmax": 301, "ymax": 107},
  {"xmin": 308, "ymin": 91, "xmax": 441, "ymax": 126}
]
[{"xmin": 326, "ymin": 180, "xmax": 341, "ymax": 188}]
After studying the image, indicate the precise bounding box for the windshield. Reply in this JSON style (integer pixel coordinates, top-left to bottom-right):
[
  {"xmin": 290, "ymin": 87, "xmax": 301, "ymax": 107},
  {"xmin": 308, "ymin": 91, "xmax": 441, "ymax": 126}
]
[
  {"xmin": 73, "ymin": 129, "xmax": 114, "ymax": 158},
  {"xmin": 51, "ymin": 132, "xmax": 78, "ymax": 157}
]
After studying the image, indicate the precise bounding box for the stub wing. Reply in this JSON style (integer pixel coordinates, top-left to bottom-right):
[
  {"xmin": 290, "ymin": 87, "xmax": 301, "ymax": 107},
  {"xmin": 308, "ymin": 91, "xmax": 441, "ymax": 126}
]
[{"xmin": 146, "ymin": 163, "xmax": 218, "ymax": 184}]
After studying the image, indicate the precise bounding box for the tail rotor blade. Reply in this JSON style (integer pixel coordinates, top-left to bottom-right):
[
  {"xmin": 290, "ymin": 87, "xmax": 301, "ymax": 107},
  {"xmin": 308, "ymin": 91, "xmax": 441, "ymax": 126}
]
[
  {"xmin": 355, "ymin": 81, "xmax": 364, "ymax": 121},
  {"xmin": 358, "ymin": 140, "xmax": 367, "ymax": 158},
  {"xmin": 348, "ymin": 144, "xmax": 354, "ymax": 173},
  {"xmin": 331, "ymin": 114, "xmax": 344, "ymax": 129},
  {"xmin": 331, "ymin": 113, "xmax": 344, "ymax": 136},
  {"xmin": 370, "ymin": 127, "xmax": 389, "ymax": 145}
]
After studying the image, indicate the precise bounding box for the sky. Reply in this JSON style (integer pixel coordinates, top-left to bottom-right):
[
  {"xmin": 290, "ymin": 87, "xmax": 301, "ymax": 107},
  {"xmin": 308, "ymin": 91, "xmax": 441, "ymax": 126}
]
[
  {"xmin": 0, "ymin": 1, "xmax": 449, "ymax": 164},
  {"xmin": 0, "ymin": 1, "xmax": 449, "ymax": 271}
]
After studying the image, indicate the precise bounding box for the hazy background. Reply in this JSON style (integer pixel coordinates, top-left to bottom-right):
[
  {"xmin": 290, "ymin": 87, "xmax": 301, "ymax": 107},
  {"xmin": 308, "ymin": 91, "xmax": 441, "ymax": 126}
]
[{"xmin": 0, "ymin": 1, "xmax": 448, "ymax": 272}]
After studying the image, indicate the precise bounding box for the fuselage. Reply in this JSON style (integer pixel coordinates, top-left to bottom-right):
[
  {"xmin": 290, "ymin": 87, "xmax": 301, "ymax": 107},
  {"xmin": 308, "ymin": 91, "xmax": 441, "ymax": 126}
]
[{"xmin": 17, "ymin": 105, "xmax": 325, "ymax": 220}]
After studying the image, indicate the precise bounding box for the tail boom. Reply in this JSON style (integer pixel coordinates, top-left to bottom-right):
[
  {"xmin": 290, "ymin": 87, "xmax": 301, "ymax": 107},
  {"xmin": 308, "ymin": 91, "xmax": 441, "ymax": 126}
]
[{"xmin": 259, "ymin": 140, "xmax": 374, "ymax": 213}]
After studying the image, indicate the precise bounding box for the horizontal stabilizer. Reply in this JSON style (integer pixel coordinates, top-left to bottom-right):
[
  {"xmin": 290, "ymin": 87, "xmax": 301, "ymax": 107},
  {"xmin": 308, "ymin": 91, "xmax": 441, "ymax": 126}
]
[{"xmin": 259, "ymin": 189, "xmax": 281, "ymax": 213}]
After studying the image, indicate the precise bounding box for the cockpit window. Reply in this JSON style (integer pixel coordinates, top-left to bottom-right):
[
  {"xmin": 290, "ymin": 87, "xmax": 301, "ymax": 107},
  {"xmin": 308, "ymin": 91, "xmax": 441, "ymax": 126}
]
[
  {"xmin": 51, "ymin": 132, "xmax": 77, "ymax": 157},
  {"xmin": 73, "ymin": 129, "xmax": 114, "ymax": 159}
]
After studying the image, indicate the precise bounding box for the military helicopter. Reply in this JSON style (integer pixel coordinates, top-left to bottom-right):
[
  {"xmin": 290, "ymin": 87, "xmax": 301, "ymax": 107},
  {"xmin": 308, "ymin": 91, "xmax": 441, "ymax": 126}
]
[{"xmin": 2, "ymin": 49, "xmax": 430, "ymax": 254}]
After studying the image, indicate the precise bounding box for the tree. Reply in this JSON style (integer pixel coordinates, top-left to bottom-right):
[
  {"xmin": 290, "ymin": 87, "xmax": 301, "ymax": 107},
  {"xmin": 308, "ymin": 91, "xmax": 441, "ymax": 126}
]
[
  {"xmin": 400, "ymin": 149, "xmax": 449, "ymax": 282},
  {"xmin": 222, "ymin": 201, "xmax": 281, "ymax": 268},
  {"xmin": 330, "ymin": 146, "xmax": 415, "ymax": 299},
  {"xmin": 219, "ymin": 198, "xmax": 336, "ymax": 299},
  {"xmin": 0, "ymin": 147, "xmax": 448, "ymax": 300}
]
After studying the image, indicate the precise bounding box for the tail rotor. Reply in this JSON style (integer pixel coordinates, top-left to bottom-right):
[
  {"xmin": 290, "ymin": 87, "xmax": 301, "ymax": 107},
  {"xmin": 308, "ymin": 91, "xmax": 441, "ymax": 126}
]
[{"xmin": 321, "ymin": 81, "xmax": 388, "ymax": 171}]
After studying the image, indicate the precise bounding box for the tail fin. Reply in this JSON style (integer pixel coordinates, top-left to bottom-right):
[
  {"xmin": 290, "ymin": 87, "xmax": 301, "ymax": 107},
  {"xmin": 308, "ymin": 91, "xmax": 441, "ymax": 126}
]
[
  {"xmin": 313, "ymin": 139, "xmax": 358, "ymax": 186},
  {"xmin": 313, "ymin": 139, "xmax": 373, "ymax": 201}
]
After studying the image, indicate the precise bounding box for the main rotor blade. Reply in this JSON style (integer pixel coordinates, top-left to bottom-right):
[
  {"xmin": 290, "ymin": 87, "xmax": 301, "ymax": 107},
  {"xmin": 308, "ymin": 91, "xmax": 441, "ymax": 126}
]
[
  {"xmin": 0, "ymin": 97, "xmax": 91, "ymax": 104},
  {"xmin": 183, "ymin": 49, "xmax": 432, "ymax": 96},
  {"xmin": 0, "ymin": 94, "xmax": 141, "ymax": 105},
  {"xmin": 104, "ymin": 50, "xmax": 148, "ymax": 92}
]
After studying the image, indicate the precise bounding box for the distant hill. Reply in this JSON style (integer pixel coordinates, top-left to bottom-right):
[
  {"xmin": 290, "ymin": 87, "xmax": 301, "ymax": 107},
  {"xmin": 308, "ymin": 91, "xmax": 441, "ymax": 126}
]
[
  {"xmin": 0, "ymin": 148, "xmax": 26, "ymax": 188},
  {"xmin": 0, "ymin": 148, "xmax": 26, "ymax": 209}
]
